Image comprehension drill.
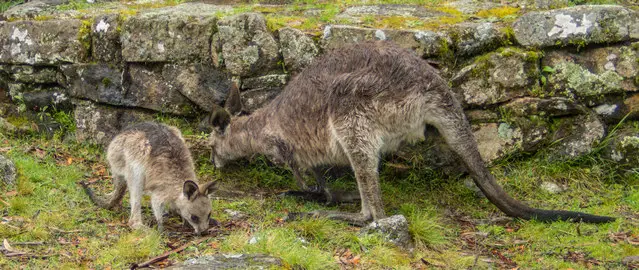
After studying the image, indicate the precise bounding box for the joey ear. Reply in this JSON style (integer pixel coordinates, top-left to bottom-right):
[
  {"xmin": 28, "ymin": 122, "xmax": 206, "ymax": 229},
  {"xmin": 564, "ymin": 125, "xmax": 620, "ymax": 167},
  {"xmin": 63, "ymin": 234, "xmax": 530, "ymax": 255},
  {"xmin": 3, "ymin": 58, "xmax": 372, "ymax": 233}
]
[
  {"xmin": 209, "ymin": 106, "xmax": 231, "ymax": 131},
  {"xmin": 183, "ymin": 180, "xmax": 199, "ymax": 201},
  {"xmin": 224, "ymin": 82, "xmax": 243, "ymax": 116},
  {"xmin": 200, "ymin": 181, "xmax": 219, "ymax": 196}
]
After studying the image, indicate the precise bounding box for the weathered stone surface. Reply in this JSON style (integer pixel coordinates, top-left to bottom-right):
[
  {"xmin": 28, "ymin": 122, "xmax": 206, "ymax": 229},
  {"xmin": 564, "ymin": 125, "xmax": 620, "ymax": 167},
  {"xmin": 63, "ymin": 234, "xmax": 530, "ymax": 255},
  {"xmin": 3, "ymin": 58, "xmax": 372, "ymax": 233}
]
[
  {"xmin": 603, "ymin": 126, "xmax": 639, "ymax": 169},
  {"xmin": 61, "ymin": 63, "xmax": 124, "ymax": 105},
  {"xmin": 121, "ymin": 6, "xmax": 217, "ymax": 63},
  {"xmin": 503, "ymin": 97, "xmax": 584, "ymax": 117},
  {"xmin": 549, "ymin": 112, "xmax": 605, "ymax": 159},
  {"xmin": 0, "ymin": 65, "xmax": 64, "ymax": 85},
  {"xmin": 452, "ymin": 48, "xmax": 539, "ymax": 107},
  {"xmin": 473, "ymin": 123, "xmax": 522, "ymax": 163},
  {"xmin": 465, "ymin": 109, "xmax": 499, "ymax": 123},
  {"xmin": 240, "ymin": 87, "xmax": 281, "ymax": 113},
  {"xmin": 545, "ymin": 61, "xmax": 625, "ymax": 105},
  {"xmin": 0, "ymin": 154, "xmax": 16, "ymax": 187},
  {"xmin": 2, "ymin": 0, "xmax": 70, "ymax": 20},
  {"xmin": 449, "ymin": 23, "xmax": 505, "ymax": 56},
  {"xmin": 540, "ymin": 181, "xmax": 565, "ymax": 194},
  {"xmin": 361, "ymin": 215, "xmax": 414, "ymax": 250},
  {"xmin": 167, "ymin": 254, "xmax": 283, "ymax": 270},
  {"xmin": 443, "ymin": 0, "xmax": 500, "ymax": 15},
  {"xmin": 625, "ymin": 93, "xmax": 639, "ymax": 119},
  {"xmin": 124, "ymin": 64, "xmax": 199, "ymax": 115},
  {"xmin": 513, "ymin": 5, "xmax": 639, "ymax": 48},
  {"xmin": 413, "ymin": 30, "xmax": 451, "ymax": 58},
  {"xmin": 322, "ymin": 25, "xmax": 419, "ymax": 51},
  {"xmin": 340, "ymin": 4, "xmax": 445, "ymax": 18},
  {"xmin": 0, "ymin": 118, "xmax": 17, "ymax": 134},
  {"xmin": 8, "ymin": 83, "xmax": 70, "ymax": 111},
  {"xmin": 92, "ymin": 14, "xmax": 122, "ymax": 64},
  {"xmin": 213, "ymin": 13, "xmax": 279, "ymax": 76},
  {"xmin": 241, "ymin": 74, "xmax": 288, "ymax": 90},
  {"xmin": 73, "ymin": 100, "xmax": 153, "ymax": 145},
  {"xmin": 278, "ymin": 27, "xmax": 319, "ymax": 72},
  {"xmin": 162, "ymin": 64, "xmax": 231, "ymax": 112},
  {"xmin": 0, "ymin": 20, "xmax": 88, "ymax": 64}
]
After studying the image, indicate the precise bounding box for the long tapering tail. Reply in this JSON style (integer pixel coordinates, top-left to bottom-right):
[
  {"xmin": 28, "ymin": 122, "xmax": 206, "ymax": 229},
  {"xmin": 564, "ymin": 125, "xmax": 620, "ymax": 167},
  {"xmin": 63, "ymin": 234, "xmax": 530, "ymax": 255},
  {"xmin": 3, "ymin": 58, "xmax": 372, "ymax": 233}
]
[{"xmin": 79, "ymin": 179, "xmax": 127, "ymax": 210}]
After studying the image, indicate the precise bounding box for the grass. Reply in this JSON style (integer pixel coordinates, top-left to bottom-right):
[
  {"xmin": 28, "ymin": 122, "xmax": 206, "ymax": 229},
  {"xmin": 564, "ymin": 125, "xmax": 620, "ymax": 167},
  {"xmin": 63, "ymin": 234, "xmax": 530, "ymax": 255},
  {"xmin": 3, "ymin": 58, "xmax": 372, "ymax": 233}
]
[
  {"xmin": 0, "ymin": 114, "xmax": 637, "ymax": 269},
  {"xmin": 0, "ymin": 0, "xmax": 24, "ymax": 13}
]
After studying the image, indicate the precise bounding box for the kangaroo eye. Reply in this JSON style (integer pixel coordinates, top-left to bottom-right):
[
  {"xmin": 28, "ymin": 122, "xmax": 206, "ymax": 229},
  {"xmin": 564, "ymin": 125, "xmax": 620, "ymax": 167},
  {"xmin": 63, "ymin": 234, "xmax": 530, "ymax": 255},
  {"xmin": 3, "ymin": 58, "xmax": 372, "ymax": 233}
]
[{"xmin": 191, "ymin": 215, "xmax": 199, "ymax": 223}]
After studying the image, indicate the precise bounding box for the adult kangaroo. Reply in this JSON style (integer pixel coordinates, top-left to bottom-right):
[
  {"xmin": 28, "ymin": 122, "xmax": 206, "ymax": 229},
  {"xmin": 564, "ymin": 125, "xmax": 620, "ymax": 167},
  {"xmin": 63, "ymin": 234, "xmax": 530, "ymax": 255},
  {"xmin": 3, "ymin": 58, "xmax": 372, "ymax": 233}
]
[{"xmin": 207, "ymin": 41, "xmax": 614, "ymax": 225}]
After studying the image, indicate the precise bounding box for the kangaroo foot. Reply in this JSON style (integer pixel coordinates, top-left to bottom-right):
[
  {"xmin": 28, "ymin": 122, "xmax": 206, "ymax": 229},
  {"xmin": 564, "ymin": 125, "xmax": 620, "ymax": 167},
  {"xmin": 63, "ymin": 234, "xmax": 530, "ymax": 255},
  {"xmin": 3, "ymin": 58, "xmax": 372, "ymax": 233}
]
[{"xmin": 286, "ymin": 210, "xmax": 371, "ymax": 227}]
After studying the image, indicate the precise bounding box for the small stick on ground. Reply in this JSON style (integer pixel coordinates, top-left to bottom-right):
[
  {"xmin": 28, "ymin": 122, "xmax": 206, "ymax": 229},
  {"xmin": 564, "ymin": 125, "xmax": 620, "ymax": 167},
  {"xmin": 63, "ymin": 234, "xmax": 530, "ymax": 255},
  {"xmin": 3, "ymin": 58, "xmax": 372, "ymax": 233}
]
[
  {"xmin": 11, "ymin": 241, "xmax": 44, "ymax": 246},
  {"xmin": 48, "ymin": 226, "xmax": 85, "ymax": 234},
  {"xmin": 130, "ymin": 237, "xmax": 209, "ymax": 269}
]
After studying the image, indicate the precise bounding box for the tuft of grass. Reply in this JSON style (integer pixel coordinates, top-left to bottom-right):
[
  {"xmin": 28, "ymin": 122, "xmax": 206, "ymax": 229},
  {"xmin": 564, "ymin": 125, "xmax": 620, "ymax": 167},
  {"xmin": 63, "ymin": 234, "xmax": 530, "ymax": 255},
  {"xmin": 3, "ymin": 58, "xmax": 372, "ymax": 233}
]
[
  {"xmin": 0, "ymin": 0, "xmax": 24, "ymax": 13},
  {"xmin": 400, "ymin": 204, "xmax": 450, "ymax": 248},
  {"xmin": 96, "ymin": 230, "xmax": 164, "ymax": 268}
]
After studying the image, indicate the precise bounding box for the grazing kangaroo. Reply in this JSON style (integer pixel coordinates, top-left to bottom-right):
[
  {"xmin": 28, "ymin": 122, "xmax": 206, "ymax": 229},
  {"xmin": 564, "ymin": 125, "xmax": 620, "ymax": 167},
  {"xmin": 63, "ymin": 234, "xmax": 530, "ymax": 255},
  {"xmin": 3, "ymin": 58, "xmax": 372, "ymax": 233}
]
[
  {"xmin": 81, "ymin": 122, "xmax": 218, "ymax": 234},
  {"xmin": 207, "ymin": 41, "xmax": 614, "ymax": 225}
]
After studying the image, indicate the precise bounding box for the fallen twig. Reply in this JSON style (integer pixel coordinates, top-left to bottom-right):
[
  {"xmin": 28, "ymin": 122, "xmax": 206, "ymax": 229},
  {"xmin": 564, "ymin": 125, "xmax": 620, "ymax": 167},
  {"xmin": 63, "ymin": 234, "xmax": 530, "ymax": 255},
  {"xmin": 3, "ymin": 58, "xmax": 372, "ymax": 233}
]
[
  {"xmin": 48, "ymin": 226, "xmax": 84, "ymax": 234},
  {"xmin": 11, "ymin": 241, "xmax": 44, "ymax": 246},
  {"xmin": 131, "ymin": 237, "xmax": 209, "ymax": 269}
]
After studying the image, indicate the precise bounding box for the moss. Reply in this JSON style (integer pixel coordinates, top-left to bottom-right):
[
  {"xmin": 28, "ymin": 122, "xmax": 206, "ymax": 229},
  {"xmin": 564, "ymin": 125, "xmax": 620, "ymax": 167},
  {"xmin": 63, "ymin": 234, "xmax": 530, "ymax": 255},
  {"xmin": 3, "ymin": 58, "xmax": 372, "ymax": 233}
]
[
  {"xmin": 77, "ymin": 19, "xmax": 92, "ymax": 53},
  {"xmin": 432, "ymin": 6, "xmax": 462, "ymax": 17},
  {"xmin": 101, "ymin": 77, "xmax": 112, "ymax": 87},
  {"xmin": 500, "ymin": 26, "xmax": 515, "ymax": 46},
  {"xmin": 470, "ymin": 52, "xmax": 495, "ymax": 77},
  {"xmin": 33, "ymin": 15, "xmax": 55, "ymax": 21},
  {"xmin": 475, "ymin": 6, "xmax": 520, "ymax": 19}
]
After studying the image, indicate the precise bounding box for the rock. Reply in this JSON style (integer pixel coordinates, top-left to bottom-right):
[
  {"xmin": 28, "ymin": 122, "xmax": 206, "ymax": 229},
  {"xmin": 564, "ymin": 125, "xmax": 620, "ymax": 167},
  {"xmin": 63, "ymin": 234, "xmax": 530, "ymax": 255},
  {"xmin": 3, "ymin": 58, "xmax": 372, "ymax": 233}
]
[
  {"xmin": 2, "ymin": 0, "xmax": 70, "ymax": 20},
  {"xmin": 449, "ymin": 23, "xmax": 505, "ymax": 56},
  {"xmin": 224, "ymin": 209, "xmax": 248, "ymax": 220},
  {"xmin": 322, "ymin": 25, "xmax": 420, "ymax": 52},
  {"xmin": 240, "ymin": 87, "xmax": 281, "ymax": 113},
  {"xmin": 542, "ymin": 45, "xmax": 638, "ymax": 104},
  {"xmin": 213, "ymin": 13, "xmax": 280, "ymax": 76},
  {"xmin": 625, "ymin": 93, "xmax": 639, "ymax": 120},
  {"xmin": 360, "ymin": 215, "xmax": 414, "ymax": 250},
  {"xmin": 340, "ymin": 4, "xmax": 446, "ymax": 18},
  {"xmin": 278, "ymin": 27, "xmax": 319, "ymax": 72},
  {"xmin": 513, "ymin": 5, "xmax": 639, "ymax": 48},
  {"xmin": 518, "ymin": 119, "xmax": 551, "ymax": 152},
  {"xmin": 540, "ymin": 181, "xmax": 564, "ymax": 194},
  {"xmin": 451, "ymin": 48, "xmax": 540, "ymax": 107},
  {"xmin": 8, "ymin": 83, "xmax": 70, "ymax": 112},
  {"xmin": 0, "ymin": 65, "xmax": 64, "ymax": 84},
  {"xmin": 442, "ymin": 0, "xmax": 500, "ymax": 15},
  {"xmin": 0, "ymin": 154, "xmax": 16, "ymax": 187},
  {"xmin": 413, "ymin": 30, "xmax": 451, "ymax": 58},
  {"xmin": 167, "ymin": 254, "xmax": 283, "ymax": 270},
  {"xmin": 120, "ymin": 5, "xmax": 218, "ymax": 63},
  {"xmin": 502, "ymin": 97, "xmax": 585, "ymax": 117},
  {"xmin": 241, "ymin": 74, "xmax": 288, "ymax": 90},
  {"xmin": 162, "ymin": 64, "xmax": 231, "ymax": 112},
  {"xmin": 73, "ymin": 100, "xmax": 153, "ymax": 145},
  {"xmin": 0, "ymin": 20, "xmax": 89, "ymax": 64},
  {"xmin": 123, "ymin": 64, "xmax": 199, "ymax": 116},
  {"xmin": 92, "ymin": 14, "xmax": 122, "ymax": 64},
  {"xmin": 549, "ymin": 112, "xmax": 605, "ymax": 160},
  {"xmin": 60, "ymin": 63, "xmax": 124, "ymax": 105},
  {"xmin": 465, "ymin": 109, "xmax": 499, "ymax": 123},
  {"xmin": 473, "ymin": 123, "xmax": 522, "ymax": 163},
  {"xmin": 603, "ymin": 126, "xmax": 639, "ymax": 169}
]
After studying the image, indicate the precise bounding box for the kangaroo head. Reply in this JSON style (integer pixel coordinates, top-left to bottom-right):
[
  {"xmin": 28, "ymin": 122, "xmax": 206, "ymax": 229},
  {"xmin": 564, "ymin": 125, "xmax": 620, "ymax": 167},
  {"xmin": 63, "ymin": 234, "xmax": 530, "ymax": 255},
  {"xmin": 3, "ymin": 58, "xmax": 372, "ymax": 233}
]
[
  {"xmin": 176, "ymin": 180, "xmax": 218, "ymax": 234},
  {"xmin": 208, "ymin": 82, "xmax": 242, "ymax": 168}
]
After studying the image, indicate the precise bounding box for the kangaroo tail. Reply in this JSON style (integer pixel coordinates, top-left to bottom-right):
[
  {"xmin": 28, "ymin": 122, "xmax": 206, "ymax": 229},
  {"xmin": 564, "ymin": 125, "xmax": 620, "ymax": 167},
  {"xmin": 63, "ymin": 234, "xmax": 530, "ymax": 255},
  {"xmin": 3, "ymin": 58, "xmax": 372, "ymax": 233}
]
[
  {"xmin": 427, "ymin": 92, "xmax": 615, "ymax": 223},
  {"xmin": 79, "ymin": 177, "xmax": 127, "ymax": 210}
]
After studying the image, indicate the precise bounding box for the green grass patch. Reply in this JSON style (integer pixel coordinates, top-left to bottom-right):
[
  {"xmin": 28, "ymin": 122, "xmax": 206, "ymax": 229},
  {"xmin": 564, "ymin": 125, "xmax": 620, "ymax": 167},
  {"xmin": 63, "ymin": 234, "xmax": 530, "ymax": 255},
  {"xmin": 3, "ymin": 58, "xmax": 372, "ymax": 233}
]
[{"xmin": 0, "ymin": 0, "xmax": 24, "ymax": 13}]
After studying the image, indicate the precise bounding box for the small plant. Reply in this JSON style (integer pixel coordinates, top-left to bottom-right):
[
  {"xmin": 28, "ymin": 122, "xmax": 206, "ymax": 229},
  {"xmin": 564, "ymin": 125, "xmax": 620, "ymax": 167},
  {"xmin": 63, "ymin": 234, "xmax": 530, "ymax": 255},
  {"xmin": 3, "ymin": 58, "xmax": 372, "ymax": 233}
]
[{"xmin": 0, "ymin": 0, "xmax": 23, "ymax": 13}]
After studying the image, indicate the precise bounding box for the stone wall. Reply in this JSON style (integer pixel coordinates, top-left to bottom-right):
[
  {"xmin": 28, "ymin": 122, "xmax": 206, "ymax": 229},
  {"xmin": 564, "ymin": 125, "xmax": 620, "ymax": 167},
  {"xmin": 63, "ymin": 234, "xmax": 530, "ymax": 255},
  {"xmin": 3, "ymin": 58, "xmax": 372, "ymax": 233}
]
[{"xmin": 0, "ymin": 2, "xmax": 638, "ymax": 168}]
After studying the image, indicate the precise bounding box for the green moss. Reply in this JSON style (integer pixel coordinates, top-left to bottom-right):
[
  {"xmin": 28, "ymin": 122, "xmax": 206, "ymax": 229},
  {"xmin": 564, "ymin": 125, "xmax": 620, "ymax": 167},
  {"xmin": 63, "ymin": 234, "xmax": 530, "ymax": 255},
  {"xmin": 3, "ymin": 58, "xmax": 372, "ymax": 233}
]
[
  {"xmin": 101, "ymin": 77, "xmax": 112, "ymax": 87},
  {"xmin": 78, "ymin": 19, "xmax": 92, "ymax": 52},
  {"xmin": 475, "ymin": 6, "xmax": 520, "ymax": 19},
  {"xmin": 33, "ymin": 15, "xmax": 55, "ymax": 21},
  {"xmin": 500, "ymin": 26, "xmax": 515, "ymax": 46}
]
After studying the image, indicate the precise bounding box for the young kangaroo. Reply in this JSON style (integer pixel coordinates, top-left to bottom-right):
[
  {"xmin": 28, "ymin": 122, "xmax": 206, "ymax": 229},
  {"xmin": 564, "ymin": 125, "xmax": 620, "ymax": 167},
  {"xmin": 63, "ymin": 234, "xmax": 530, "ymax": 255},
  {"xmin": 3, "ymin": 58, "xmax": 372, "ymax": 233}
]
[
  {"xmin": 207, "ymin": 41, "xmax": 614, "ymax": 225},
  {"xmin": 81, "ymin": 122, "xmax": 217, "ymax": 234}
]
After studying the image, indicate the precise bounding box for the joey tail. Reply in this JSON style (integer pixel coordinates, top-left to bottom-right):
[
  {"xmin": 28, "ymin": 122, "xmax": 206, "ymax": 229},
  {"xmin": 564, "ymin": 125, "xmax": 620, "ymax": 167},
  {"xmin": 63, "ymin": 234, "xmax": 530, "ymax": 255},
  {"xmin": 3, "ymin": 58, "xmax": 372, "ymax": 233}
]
[
  {"xmin": 79, "ymin": 178, "xmax": 127, "ymax": 210},
  {"xmin": 431, "ymin": 100, "xmax": 615, "ymax": 224}
]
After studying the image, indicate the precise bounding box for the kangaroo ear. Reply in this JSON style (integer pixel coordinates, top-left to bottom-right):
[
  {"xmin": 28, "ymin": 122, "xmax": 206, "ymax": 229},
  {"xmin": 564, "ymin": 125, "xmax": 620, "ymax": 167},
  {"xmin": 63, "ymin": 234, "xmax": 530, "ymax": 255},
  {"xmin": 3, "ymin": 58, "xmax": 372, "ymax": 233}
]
[
  {"xmin": 200, "ymin": 181, "xmax": 218, "ymax": 196},
  {"xmin": 209, "ymin": 106, "xmax": 231, "ymax": 132},
  {"xmin": 224, "ymin": 82, "xmax": 243, "ymax": 116},
  {"xmin": 183, "ymin": 180, "xmax": 199, "ymax": 201}
]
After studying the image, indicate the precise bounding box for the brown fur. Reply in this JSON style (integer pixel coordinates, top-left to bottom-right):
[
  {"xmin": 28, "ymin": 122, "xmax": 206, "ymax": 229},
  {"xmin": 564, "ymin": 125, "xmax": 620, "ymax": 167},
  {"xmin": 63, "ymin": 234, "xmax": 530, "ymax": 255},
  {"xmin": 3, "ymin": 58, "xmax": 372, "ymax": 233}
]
[
  {"xmin": 208, "ymin": 41, "xmax": 614, "ymax": 224},
  {"xmin": 81, "ymin": 122, "xmax": 217, "ymax": 233}
]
